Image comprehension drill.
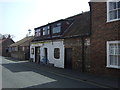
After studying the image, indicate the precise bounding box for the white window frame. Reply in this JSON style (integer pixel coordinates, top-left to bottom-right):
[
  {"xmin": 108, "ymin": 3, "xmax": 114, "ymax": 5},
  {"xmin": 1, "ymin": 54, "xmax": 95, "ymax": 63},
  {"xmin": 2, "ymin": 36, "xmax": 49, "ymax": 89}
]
[
  {"xmin": 107, "ymin": 0, "xmax": 120, "ymax": 22},
  {"xmin": 107, "ymin": 41, "xmax": 120, "ymax": 69}
]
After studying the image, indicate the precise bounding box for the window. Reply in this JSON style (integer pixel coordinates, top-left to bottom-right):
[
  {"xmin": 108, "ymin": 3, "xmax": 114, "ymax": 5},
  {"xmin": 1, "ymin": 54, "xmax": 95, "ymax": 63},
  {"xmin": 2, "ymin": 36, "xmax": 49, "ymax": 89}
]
[
  {"xmin": 85, "ymin": 38, "xmax": 90, "ymax": 46},
  {"xmin": 31, "ymin": 48, "xmax": 34, "ymax": 54},
  {"xmin": 12, "ymin": 47, "xmax": 14, "ymax": 51},
  {"xmin": 107, "ymin": 41, "xmax": 120, "ymax": 69},
  {"xmin": 47, "ymin": 26, "xmax": 50, "ymax": 35},
  {"xmin": 107, "ymin": 0, "xmax": 120, "ymax": 22},
  {"xmin": 43, "ymin": 26, "xmax": 50, "ymax": 35},
  {"xmin": 22, "ymin": 46, "xmax": 25, "ymax": 51},
  {"xmin": 15, "ymin": 47, "xmax": 18, "ymax": 51},
  {"xmin": 54, "ymin": 48, "xmax": 60, "ymax": 59},
  {"xmin": 35, "ymin": 29, "xmax": 41, "ymax": 37},
  {"xmin": 52, "ymin": 23, "xmax": 61, "ymax": 34},
  {"xmin": 38, "ymin": 29, "xmax": 41, "ymax": 36},
  {"xmin": 43, "ymin": 28, "xmax": 46, "ymax": 35},
  {"xmin": 8, "ymin": 47, "xmax": 11, "ymax": 52},
  {"xmin": 5, "ymin": 48, "xmax": 9, "ymax": 53}
]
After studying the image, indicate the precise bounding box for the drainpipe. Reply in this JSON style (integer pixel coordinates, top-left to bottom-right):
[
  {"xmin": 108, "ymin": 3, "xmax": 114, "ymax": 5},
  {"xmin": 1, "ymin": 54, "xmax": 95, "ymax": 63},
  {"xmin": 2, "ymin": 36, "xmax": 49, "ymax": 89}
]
[{"xmin": 81, "ymin": 37, "xmax": 85, "ymax": 72}]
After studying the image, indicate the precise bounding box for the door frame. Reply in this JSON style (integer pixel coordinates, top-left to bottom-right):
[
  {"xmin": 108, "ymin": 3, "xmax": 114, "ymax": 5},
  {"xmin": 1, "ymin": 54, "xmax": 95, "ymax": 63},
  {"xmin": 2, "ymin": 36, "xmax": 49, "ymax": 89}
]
[{"xmin": 35, "ymin": 46, "xmax": 40, "ymax": 63}]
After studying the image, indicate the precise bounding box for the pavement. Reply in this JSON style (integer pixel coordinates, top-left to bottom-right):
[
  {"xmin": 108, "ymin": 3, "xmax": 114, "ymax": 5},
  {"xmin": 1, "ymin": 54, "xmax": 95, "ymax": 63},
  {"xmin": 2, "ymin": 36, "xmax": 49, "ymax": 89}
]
[{"xmin": 2, "ymin": 57, "xmax": 120, "ymax": 89}]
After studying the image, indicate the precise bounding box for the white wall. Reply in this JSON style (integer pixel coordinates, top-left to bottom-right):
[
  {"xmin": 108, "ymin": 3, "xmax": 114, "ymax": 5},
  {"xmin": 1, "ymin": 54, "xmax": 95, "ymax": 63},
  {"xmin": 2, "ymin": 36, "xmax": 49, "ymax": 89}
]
[{"xmin": 30, "ymin": 40, "xmax": 64, "ymax": 68}]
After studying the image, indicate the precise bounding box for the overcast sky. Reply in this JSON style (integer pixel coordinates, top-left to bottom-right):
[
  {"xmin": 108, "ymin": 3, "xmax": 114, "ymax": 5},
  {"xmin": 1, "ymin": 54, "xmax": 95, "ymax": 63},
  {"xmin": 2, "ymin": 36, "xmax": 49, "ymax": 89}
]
[{"xmin": 0, "ymin": 0, "xmax": 90, "ymax": 41}]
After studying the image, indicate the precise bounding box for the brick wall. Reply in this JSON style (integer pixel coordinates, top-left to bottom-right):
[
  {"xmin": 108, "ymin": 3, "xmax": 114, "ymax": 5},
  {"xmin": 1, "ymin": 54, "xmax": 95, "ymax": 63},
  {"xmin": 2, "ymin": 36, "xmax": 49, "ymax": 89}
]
[
  {"xmin": 90, "ymin": 2, "xmax": 120, "ymax": 77},
  {"xmin": 0, "ymin": 39, "xmax": 14, "ymax": 57},
  {"xmin": 64, "ymin": 37, "xmax": 90, "ymax": 72},
  {"xmin": 11, "ymin": 47, "xmax": 30, "ymax": 60}
]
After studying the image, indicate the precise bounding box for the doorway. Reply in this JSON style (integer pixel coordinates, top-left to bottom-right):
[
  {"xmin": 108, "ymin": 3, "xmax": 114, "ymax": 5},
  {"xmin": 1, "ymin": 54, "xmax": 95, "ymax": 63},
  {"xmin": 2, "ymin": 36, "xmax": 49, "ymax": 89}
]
[
  {"xmin": 35, "ymin": 47, "xmax": 40, "ymax": 63},
  {"xmin": 65, "ymin": 48, "xmax": 72, "ymax": 69},
  {"xmin": 44, "ymin": 48, "xmax": 48, "ymax": 64}
]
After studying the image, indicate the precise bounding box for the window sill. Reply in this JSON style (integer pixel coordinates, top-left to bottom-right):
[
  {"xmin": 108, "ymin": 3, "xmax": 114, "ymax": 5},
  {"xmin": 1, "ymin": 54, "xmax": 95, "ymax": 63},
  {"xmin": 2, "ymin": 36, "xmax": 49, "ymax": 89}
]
[
  {"xmin": 107, "ymin": 19, "xmax": 120, "ymax": 23},
  {"xmin": 106, "ymin": 66, "xmax": 120, "ymax": 69}
]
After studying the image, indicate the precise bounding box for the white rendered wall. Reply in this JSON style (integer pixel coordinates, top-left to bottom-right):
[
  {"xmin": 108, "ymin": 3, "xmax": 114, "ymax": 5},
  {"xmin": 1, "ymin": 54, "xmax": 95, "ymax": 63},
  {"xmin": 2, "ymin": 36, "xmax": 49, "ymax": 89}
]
[{"xmin": 30, "ymin": 40, "xmax": 64, "ymax": 68}]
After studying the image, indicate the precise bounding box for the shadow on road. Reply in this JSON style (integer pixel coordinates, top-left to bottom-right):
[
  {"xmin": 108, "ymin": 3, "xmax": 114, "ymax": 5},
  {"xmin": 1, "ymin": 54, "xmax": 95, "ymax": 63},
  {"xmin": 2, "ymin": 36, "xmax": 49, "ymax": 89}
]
[
  {"xmin": 2, "ymin": 58, "xmax": 120, "ymax": 88},
  {"xmin": 2, "ymin": 59, "xmax": 102, "ymax": 88}
]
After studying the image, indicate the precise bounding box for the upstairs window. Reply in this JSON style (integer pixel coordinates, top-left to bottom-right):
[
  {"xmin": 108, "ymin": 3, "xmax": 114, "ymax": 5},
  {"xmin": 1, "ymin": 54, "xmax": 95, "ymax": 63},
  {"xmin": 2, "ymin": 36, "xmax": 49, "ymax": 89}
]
[
  {"xmin": 52, "ymin": 23, "xmax": 61, "ymax": 34},
  {"xmin": 107, "ymin": 41, "xmax": 120, "ymax": 69},
  {"xmin": 43, "ymin": 28, "xmax": 46, "ymax": 35},
  {"xmin": 35, "ymin": 29, "xmax": 41, "ymax": 37},
  {"xmin": 107, "ymin": 0, "xmax": 120, "ymax": 22},
  {"xmin": 43, "ymin": 26, "xmax": 50, "ymax": 35}
]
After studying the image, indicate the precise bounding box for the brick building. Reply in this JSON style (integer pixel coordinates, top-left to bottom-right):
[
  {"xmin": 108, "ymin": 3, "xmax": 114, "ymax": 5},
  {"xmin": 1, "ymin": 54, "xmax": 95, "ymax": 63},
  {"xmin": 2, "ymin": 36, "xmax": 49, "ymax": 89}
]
[
  {"xmin": 63, "ymin": 12, "xmax": 91, "ymax": 71},
  {"xmin": 10, "ymin": 36, "xmax": 34, "ymax": 60},
  {"xmin": 0, "ymin": 35, "xmax": 14, "ymax": 57},
  {"xmin": 89, "ymin": 1, "xmax": 120, "ymax": 77}
]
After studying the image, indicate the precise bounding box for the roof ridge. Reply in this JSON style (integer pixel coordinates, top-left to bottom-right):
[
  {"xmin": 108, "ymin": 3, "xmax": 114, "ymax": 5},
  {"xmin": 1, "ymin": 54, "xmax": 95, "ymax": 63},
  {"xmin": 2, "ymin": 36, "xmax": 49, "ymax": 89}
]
[
  {"xmin": 10, "ymin": 36, "xmax": 33, "ymax": 47},
  {"xmin": 19, "ymin": 36, "xmax": 34, "ymax": 46}
]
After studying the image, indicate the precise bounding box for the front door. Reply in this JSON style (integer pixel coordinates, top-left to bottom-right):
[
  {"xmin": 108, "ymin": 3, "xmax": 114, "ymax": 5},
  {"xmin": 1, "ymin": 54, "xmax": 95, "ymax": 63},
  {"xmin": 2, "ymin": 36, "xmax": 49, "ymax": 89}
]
[
  {"xmin": 65, "ymin": 48, "xmax": 72, "ymax": 69},
  {"xmin": 35, "ymin": 47, "xmax": 40, "ymax": 63},
  {"xmin": 44, "ymin": 48, "xmax": 48, "ymax": 64}
]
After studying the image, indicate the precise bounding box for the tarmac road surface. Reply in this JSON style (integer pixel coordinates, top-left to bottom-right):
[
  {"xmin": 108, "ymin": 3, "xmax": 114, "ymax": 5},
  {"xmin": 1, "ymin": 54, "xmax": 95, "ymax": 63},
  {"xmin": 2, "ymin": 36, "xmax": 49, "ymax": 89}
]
[{"xmin": 1, "ymin": 56, "xmax": 109, "ymax": 88}]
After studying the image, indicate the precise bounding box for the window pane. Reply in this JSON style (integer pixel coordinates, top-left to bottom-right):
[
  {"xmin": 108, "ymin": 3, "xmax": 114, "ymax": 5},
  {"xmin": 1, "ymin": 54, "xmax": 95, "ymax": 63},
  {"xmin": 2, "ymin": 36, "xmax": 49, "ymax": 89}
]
[
  {"xmin": 48, "ymin": 29, "xmax": 50, "ymax": 34},
  {"xmin": 31, "ymin": 48, "xmax": 34, "ymax": 54},
  {"xmin": 57, "ymin": 23, "xmax": 61, "ymax": 26},
  {"xmin": 118, "ymin": 55, "xmax": 120, "ymax": 66},
  {"xmin": 117, "ymin": 1, "xmax": 120, "ymax": 8},
  {"xmin": 52, "ymin": 26, "xmax": 61, "ymax": 34},
  {"xmin": 54, "ymin": 48, "xmax": 60, "ymax": 59},
  {"xmin": 43, "ymin": 30, "xmax": 45, "ymax": 35},
  {"xmin": 110, "ymin": 55, "xmax": 117, "ymax": 65},
  {"xmin": 109, "ymin": 48, "xmax": 114, "ymax": 55},
  {"xmin": 109, "ymin": 11, "xmax": 117, "ymax": 20},
  {"xmin": 118, "ymin": 9, "xmax": 120, "ymax": 18},
  {"xmin": 114, "ymin": 44, "xmax": 118, "ymax": 54},
  {"xmin": 109, "ymin": 44, "xmax": 115, "ymax": 55},
  {"xmin": 118, "ymin": 44, "xmax": 120, "ymax": 54},
  {"xmin": 109, "ymin": 2, "xmax": 117, "ymax": 10}
]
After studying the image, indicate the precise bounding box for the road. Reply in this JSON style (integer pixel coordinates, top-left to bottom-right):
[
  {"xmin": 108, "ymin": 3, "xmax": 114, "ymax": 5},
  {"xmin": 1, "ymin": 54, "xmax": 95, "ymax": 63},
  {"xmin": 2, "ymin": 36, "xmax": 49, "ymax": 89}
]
[{"xmin": 1, "ymin": 56, "xmax": 103, "ymax": 88}]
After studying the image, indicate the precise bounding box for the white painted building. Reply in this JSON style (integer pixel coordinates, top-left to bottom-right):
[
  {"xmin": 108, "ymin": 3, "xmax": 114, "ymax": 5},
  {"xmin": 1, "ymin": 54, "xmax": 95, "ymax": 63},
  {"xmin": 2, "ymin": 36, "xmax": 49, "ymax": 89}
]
[{"xmin": 30, "ymin": 39, "xmax": 64, "ymax": 68}]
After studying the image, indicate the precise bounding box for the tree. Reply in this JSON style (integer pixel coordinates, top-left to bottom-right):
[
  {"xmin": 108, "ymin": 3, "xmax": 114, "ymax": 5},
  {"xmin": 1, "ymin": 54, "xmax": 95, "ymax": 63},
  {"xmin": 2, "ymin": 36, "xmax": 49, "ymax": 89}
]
[{"xmin": 0, "ymin": 33, "xmax": 15, "ymax": 39}]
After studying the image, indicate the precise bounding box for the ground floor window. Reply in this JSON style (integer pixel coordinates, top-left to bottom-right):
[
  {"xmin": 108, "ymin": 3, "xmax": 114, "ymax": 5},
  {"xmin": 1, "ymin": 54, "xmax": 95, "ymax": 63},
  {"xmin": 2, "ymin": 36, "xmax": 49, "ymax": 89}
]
[
  {"xmin": 22, "ymin": 46, "xmax": 25, "ymax": 51},
  {"xmin": 5, "ymin": 48, "xmax": 9, "ymax": 53},
  {"xmin": 107, "ymin": 41, "xmax": 120, "ymax": 69},
  {"xmin": 31, "ymin": 48, "xmax": 34, "ymax": 54},
  {"xmin": 54, "ymin": 48, "xmax": 60, "ymax": 59}
]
